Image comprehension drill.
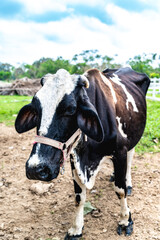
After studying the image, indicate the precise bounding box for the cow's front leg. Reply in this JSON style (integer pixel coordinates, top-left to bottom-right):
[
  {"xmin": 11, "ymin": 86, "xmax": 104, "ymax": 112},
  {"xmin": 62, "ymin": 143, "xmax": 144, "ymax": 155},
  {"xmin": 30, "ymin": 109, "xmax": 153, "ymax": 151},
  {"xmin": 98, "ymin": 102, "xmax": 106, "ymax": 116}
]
[
  {"xmin": 65, "ymin": 158, "xmax": 86, "ymax": 240},
  {"xmin": 113, "ymin": 148, "xmax": 133, "ymax": 236},
  {"xmin": 126, "ymin": 148, "xmax": 135, "ymax": 195}
]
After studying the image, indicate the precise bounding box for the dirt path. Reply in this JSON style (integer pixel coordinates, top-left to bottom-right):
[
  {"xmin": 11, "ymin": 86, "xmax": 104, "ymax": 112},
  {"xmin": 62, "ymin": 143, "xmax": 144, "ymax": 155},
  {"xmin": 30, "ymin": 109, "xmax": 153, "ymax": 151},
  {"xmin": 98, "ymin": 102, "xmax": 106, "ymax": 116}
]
[{"xmin": 0, "ymin": 124, "xmax": 160, "ymax": 240}]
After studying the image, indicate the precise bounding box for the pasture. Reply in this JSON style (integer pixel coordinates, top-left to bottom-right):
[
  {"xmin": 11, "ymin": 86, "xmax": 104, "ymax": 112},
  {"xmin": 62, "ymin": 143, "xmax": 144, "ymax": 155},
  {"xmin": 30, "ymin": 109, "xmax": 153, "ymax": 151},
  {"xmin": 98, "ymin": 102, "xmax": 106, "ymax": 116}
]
[{"xmin": 0, "ymin": 95, "xmax": 160, "ymax": 240}]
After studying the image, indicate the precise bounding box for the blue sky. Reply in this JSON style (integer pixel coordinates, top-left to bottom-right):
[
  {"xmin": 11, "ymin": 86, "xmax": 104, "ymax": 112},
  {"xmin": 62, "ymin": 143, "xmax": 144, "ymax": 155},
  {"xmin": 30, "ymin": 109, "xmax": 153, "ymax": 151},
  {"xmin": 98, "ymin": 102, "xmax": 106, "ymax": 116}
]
[{"xmin": 0, "ymin": 0, "xmax": 160, "ymax": 66}]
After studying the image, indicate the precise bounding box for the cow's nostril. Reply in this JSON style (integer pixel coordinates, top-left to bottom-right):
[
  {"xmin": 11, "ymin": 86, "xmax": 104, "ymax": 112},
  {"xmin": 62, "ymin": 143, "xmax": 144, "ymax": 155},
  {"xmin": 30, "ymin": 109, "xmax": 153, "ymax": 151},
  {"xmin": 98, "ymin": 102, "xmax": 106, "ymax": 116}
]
[
  {"xmin": 54, "ymin": 169, "xmax": 59, "ymax": 175},
  {"xmin": 36, "ymin": 165, "xmax": 51, "ymax": 180}
]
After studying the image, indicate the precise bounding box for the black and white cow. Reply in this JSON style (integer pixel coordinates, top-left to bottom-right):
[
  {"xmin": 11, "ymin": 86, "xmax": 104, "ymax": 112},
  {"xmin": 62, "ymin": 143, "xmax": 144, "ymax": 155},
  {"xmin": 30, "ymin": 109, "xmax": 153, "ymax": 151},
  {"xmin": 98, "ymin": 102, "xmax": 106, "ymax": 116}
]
[{"xmin": 15, "ymin": 67, "xmax": 150, "ymax": 239}]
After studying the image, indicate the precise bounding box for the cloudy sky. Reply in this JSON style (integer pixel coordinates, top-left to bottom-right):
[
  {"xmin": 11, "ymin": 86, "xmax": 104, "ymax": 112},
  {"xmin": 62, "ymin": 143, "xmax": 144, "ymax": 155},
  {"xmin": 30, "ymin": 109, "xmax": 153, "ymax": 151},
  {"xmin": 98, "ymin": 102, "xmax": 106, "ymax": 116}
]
[{"xmin": 0, "ymin": 0, "xmax": 160, "ymax": 66}]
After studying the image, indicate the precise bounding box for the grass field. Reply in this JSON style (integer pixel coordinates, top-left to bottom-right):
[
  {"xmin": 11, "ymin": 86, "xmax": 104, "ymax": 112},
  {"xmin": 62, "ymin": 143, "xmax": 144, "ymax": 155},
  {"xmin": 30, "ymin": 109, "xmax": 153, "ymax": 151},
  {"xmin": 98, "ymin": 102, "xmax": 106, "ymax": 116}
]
[
  {"xmin": 136, "ymin": 100, "xmax": 160, "ymax": 153},
  {"xmin": 147, "ymin": 93, "xmax": 160, "ymax": 98},
  {"xmin": 0, "ymin": 95, "xmax": 159, "ymax": 154},
  {"xmin": 0, "ymin": 95, "xmax": 31, "ymax": 125}
]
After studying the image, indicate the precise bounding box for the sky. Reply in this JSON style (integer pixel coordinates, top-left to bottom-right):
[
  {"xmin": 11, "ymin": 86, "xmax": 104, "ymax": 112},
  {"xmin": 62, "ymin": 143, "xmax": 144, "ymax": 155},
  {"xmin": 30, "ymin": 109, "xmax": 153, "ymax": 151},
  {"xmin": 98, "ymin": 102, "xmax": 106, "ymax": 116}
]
[{"xmin": 0, "ymin": 0, "xmax": 160, "ymax": 66}]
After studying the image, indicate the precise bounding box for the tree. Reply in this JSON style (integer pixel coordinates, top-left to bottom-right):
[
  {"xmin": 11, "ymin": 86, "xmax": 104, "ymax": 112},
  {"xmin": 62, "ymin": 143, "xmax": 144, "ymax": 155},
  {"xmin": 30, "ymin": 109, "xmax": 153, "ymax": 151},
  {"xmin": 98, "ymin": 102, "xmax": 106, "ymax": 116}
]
[
  {"xmin": 24, "ymin": 64, "xmax": 38, "ymax": 78},
  {"xmin": 0, "ymin": 63, "xmax": 13, "ymax": 80},
  {"xmin": 36, "ymin": 57, "xmax": 72, "ymax": 78},
  {"xmin": 1, "ymin": 51, "xmax": 160, "ymax": 81},
  {"xmin": 0, "ymin": 71, "xmax": 11, "ymax": 80},
  {"xmin": 100, "ymin": 55, "xmax": 121, "ymax": 70},
  {"xmin": 12, "ymin": 67, "xmax": 26, "ymax": 79},
  {"xmin": 127, "ymin": 53, "xmax": 160, "ymax": 77},
  {"xmin": 0, "ymin": 63, "xmax": 13, "ymax": 72},
  {"xmin": 70, "ymin": 62, "xmax": 89, "ymax": 74},
  {"xmin": 72, "ymin": 49, "xmax": 100, "ymax": 69}
]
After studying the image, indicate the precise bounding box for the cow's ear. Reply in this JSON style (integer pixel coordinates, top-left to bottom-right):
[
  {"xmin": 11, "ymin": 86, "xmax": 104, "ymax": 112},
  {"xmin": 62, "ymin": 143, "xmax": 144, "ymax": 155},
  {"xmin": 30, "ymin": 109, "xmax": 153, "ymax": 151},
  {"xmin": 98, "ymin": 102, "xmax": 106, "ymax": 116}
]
[
  {"xmin": 15, "ymin": 104, "xmax": 38, "ymax": 133},
  {"xmin": 77, "ymin": 98, "xmax": 104, "ymax": 142}
]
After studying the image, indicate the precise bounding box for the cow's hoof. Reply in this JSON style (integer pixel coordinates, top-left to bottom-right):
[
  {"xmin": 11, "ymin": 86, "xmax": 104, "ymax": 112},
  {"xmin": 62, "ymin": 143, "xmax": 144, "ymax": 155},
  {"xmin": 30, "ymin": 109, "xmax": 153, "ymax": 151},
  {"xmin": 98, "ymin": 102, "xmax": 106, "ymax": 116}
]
[
  {"xmin": 64, "ymin": 233, "xmax": 82, "ymax": 240},
  {"xmin": 125, "ymin": 220, "xmax": 134, "ymax": 236},
  {"xmin": 127, "ymin": 186, "xmax": 132, "ymax": 196},
  {"xmin": 117, "ymin": 219, "xmax": 133, "ymax": 236},
  {"xmin": 117, "ymin": 224, "xmax": 123, "ymax": 235}
]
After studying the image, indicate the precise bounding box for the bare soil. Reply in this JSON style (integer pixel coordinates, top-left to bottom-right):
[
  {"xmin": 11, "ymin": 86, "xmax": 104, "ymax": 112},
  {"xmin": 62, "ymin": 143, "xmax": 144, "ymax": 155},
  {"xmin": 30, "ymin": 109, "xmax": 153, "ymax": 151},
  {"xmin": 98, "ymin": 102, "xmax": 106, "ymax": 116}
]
[{"xmin": 0, "ymin": 124, "xmax": 160, "ymax": 240}]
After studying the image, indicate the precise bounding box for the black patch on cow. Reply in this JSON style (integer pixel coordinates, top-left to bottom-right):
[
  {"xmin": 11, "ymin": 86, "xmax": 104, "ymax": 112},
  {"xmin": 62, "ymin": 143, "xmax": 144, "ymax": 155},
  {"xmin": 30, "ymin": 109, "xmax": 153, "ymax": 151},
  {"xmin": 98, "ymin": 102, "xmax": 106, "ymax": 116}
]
[
  {"xmin": 70, "ymin": 160, "xmax": 75, "ymax": 171},
  {"xmin": 73, "ymin": 180, "xmax": 82, "ymax": 194},
  {"xmin": 116, "ymin": 192, "xmax": 121, "ymax": 200},
  {"xmin": 76, "ymin": 194, "xmax": 81, "ymax": 205},
  {"xmin": 56, "ymin": 93, "xmax": 77, "ymax": 117}
]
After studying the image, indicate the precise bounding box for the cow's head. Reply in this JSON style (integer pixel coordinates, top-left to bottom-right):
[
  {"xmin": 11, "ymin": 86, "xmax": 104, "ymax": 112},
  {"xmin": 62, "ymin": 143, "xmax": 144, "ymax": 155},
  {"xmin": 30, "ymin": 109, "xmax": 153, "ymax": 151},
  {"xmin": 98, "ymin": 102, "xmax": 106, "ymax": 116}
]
[{"xmin": 15, "ymin": 69, "xmax": 104, "ymax": 181}]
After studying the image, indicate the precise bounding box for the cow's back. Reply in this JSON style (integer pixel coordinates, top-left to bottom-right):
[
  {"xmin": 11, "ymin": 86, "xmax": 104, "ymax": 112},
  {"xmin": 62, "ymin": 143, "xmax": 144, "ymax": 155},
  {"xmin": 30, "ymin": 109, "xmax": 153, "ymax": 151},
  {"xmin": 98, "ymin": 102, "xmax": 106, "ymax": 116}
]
[
  {"xmin": 103, "ymin": 67, "xmax": 150, "ymax": 95},
  {"xmin": 86, "ymin": 68, "xmax": 149, "ymax": 151}
]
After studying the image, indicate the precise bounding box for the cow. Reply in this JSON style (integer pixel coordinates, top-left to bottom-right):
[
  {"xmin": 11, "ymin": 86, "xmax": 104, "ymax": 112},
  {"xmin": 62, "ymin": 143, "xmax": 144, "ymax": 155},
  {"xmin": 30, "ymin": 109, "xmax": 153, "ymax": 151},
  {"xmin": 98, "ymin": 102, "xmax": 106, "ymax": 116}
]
[{"xmin": 15, "ymin": 67, "xmax": 150, "ymax": 239}]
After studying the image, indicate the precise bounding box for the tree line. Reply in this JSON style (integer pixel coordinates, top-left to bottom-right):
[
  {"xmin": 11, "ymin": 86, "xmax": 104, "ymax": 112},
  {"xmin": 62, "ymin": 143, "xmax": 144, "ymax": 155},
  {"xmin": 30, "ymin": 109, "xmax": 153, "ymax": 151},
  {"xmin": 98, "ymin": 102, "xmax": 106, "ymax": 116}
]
[{"xmin": 0, "ymin": 50, "xmax": 160, "ymax": 81}]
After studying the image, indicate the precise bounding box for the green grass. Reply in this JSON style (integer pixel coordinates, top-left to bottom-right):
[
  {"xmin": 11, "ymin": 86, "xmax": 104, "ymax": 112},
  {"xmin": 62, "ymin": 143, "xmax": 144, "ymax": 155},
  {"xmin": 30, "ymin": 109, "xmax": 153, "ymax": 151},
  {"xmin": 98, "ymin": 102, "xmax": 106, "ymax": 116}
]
[
  {"xmin": 0, "ymin": 95, "xmax": 31, "ymax": 125},
  {"xmin": 135, "ymin": 99, "xmax": 160, "ymax": 153},
  {"xmin": 147, "ymin": 93, "xmax": 160, "ymax": 98},
  {"xmin": 0, "ymin": 96, "xmax": 159, "ymax": 154}
]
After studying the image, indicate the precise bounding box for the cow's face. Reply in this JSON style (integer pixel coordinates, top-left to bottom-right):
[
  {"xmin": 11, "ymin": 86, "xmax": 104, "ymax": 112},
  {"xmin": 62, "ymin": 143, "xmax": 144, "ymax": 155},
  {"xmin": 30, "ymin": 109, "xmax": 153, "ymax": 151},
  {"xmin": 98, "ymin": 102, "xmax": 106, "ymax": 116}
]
[{"xmin": 15, "ymin": 69, "xmax": 104, "ymax": 181}]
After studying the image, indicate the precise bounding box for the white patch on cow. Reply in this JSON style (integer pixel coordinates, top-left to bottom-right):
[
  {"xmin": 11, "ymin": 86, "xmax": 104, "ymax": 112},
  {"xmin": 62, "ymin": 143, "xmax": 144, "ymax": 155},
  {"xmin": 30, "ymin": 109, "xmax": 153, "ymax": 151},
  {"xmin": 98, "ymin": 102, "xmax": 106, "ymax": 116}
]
[
  {"xmin": 72, "ymin": 150, "xmax": 109, "ymax": 189},
  {"xmin": 28, "ymin": 154, "xmax": 40, "ymax": 167},
  {"xmin": 71, "ymin": 151, "xmax": 89, "ymax": 187},
  {"xmin": 28, "ymin": 144, "xmax": 40, "ymax": 167},
  {"xmin": 110, "ymin": 74, "xmax": 138, "ymax": 112},
  {"xmin": 68, "ymin": 169, "xmax": 86, "ymax": 236},
  {"xmin": 68, "ymin": 203, "xmax": 84, "ymax": 236},
  {"xmin": 114, "ymin": 186, "xmax": 125, "ymax": 197},
  {"xmin": 84, "ymin": 156, "xmax": 108, "ymax": 189},
  {"xmin": 100, "ymin": 72, "xmax": 117, "ymax": 104},
  {"xmin": 119, "ymin": 197, "xmax": 130, "ymax": 226},
  {"xmin": 36, "ymin": 69, "xmax": 78, "ymax": 135},
  {"xmin": 114, "ymin": 185, "xmax": 130, "ymax": 226},
  {"xmin": 116, "ymin": 116, "xmax": 127, "ymax": 138},
  {"xmin": 126, "ymin": 148, "xmax": 135, "ymax": 187}
]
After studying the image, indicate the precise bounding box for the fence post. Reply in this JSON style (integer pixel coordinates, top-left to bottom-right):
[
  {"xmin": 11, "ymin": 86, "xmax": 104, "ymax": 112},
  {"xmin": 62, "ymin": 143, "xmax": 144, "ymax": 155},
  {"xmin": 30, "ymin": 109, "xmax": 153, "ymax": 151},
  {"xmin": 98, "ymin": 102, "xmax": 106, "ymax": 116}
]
[
  {"xmin": 147, "ymin": 78, "xmax": 160, "ymax": 101},
  {"xmin": 153, "ymin": 79, "xmax": 156, "ymax": 99}
]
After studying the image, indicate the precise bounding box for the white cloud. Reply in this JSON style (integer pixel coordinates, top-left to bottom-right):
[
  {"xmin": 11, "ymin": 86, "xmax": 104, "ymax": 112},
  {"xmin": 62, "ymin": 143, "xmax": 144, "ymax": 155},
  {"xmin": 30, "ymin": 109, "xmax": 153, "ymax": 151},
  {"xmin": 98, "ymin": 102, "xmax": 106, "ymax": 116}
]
[
  {"xmin": 15, "ymin": 0, "xmax": 67, "ymax": 14},
  {"xmin": 105, "ymin": 4, "xmax": 160, "ymax": 60},
  {"xmin": 138, "ymin": 0, "xmax": 160, "ymax": 10},
  {"xmin": 13, "ymin": 0, "xmax": 107, "ymax": 14},
  {"xmin": 0, "ymin": 2, "xmax": 160, "ymax": 66},
  {"xmin": 0, "ymin": 16, "xmax": 118, "ymax": 65}
]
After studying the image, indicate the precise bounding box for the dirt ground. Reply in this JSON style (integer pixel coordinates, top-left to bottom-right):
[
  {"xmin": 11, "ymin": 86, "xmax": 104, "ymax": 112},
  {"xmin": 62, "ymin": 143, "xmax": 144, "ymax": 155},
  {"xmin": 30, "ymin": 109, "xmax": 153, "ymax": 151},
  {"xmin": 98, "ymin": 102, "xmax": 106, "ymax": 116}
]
[{"xmin": 0, "ymin": 124, "xmax": 160, "ymax": 240}]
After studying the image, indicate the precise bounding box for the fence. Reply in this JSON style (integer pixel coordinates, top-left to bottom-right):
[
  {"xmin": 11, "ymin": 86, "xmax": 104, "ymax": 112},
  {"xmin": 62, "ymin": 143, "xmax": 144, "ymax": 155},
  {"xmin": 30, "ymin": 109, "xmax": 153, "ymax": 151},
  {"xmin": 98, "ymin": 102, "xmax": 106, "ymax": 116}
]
[{"xmin": 147, "ymin": 78, "xmax": 160, "ymax": 101}]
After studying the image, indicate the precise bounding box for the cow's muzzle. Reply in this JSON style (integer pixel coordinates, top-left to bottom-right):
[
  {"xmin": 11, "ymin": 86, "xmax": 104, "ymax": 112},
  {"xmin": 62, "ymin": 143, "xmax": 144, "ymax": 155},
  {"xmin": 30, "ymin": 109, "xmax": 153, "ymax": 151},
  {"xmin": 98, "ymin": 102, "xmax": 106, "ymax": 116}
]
[{"xmin": 26, "ymin": 162, "xmax": 59, "ymax": 181}]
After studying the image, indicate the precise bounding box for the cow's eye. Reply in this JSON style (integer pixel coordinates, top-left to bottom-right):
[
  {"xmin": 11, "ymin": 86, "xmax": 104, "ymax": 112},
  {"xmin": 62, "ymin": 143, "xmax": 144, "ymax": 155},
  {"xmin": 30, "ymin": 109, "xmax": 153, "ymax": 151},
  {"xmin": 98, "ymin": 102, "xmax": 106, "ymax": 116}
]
[{"xmin": 65, "ymin": 105, "xmax": 76, "ymax": 116}]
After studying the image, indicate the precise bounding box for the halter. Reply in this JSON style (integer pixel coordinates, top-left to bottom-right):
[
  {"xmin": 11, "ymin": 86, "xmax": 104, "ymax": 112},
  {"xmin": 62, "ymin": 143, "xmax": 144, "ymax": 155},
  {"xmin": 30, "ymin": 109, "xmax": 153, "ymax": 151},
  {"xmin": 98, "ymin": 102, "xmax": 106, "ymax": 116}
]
[{"xmin": 33, "ymin": 129, "xmax": 82, "ymax": 174}]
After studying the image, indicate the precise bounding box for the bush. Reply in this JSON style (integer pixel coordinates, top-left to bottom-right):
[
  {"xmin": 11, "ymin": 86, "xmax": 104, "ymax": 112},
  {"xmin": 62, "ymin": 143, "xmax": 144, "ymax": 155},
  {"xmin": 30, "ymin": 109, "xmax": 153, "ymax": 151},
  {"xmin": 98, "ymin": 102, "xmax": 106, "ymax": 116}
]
[{"xmin": 0, "ymin": 71, "xmax": 11, "ymax": 80}]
